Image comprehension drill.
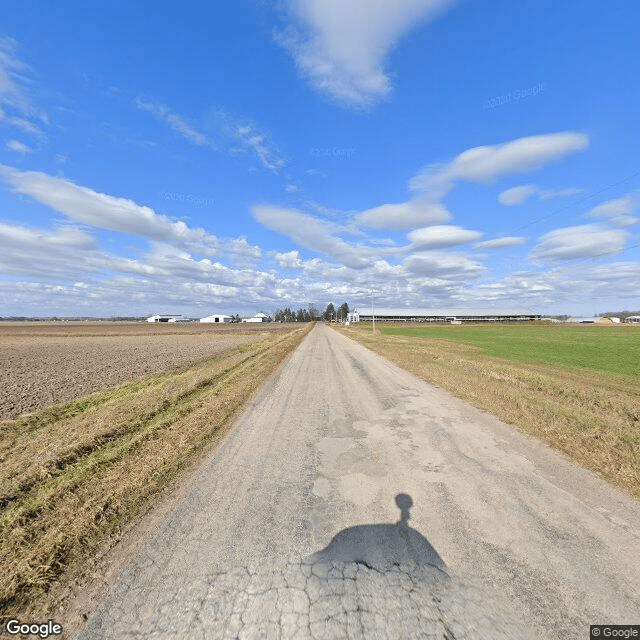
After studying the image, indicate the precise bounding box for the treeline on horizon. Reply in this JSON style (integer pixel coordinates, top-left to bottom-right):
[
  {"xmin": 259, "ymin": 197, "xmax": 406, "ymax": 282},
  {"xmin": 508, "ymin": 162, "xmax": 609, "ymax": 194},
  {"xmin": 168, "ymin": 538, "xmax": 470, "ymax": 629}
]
[
  {"xmin": 3, "ymin": 307, "xmax": 639, "ymax": 323},
  {"xmin": 271, "ymin": 302, "xmax": 350, "ymax": 323}
]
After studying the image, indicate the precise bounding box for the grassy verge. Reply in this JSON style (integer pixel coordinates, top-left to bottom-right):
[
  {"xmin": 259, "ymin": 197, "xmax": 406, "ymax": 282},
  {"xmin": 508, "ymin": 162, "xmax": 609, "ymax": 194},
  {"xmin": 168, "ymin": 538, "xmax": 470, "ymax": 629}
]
[
  {"xmin": 0, "ymin": 324, "xmax": 312, "ymax": 620},
  {"xmin": 338, "ymin": 323, "xmax": 640, "ymax": 501}
]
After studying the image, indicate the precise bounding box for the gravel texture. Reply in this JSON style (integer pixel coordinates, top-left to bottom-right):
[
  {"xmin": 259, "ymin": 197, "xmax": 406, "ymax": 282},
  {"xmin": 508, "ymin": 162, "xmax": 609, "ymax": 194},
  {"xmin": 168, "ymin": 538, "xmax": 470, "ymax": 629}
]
[{"xmin": 70, "ymin": 324, "xmax": 640, "ymax": 639}]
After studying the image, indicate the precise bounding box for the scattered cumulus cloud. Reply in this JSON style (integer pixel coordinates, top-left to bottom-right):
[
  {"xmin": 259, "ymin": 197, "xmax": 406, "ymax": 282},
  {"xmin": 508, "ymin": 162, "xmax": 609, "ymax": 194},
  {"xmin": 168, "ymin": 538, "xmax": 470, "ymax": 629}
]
[
  {"xmin": 474, "ymin": 236, "xmax": 526, "ymax": 249},
  {"xmin": 6, "ymin": 139, "xmax": 31, "ymax": 154},
  {"xmin": 411, "ymin": 132, "xmax": 589, "ymax": 193},
  {"xmin": 529, "ymin": 224, "xmax": 628, "ymax": 262},
  {"xmin": 408, "ymin": 225, "xmax": 482, "ymax": 249},
  {"xmin": 586, "ymin": 192, "xmax": 640, "ymax": 226},
  {"xmin": 229, "ymin": 120, "xmax": 285, "ymax": 172},
  {"xmin": 252, "ymin": 204, "xmax": 373, "ymax": 269},
  {"xmin": 539, "ymin": 187, "xmax": 582, "ymax": 201},
  {"xmin": 273, "ymin": 250, "xmax": 303, "ymax": 269},
  {"xmin": 0, "ymin": 37, "xmax": 47, "ymax": 137},
  {"xmin": 358, "ymin": 132, "xmax": 589, "ymax": 230},
  {"xmin": 0, "ymin": 165, "xmax": 261, "ymax": 261},
  {"xmin": 277, "ymin": 0, "xmax": 457, "ymax": 108},
  {"xmin": 357, "ymin": 199, "xmax": 451, "ymax": 231},
  {"xmin": 499, "ymin": 183, "xmax": 582, "ymax": 206},
  {"xmin": 135, "ymin": 98, "xmax": 215, "ymax": 147},
  {"xmin": 498, "ymin": 184, "xmax": 537, "ymax": 206},
  {"xmin": 404, "ymin": 251, "xmax": 485, "ymax": 280}
]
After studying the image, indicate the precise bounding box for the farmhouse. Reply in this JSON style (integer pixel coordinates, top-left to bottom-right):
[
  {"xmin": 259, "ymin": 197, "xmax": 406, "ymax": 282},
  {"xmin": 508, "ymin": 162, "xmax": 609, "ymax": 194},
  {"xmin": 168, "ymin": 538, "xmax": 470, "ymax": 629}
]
[
  {"xmin": 348, "ymin": 308, "xmax": 540, "ymax": 323},
  {"xmin": 242, "ymin": 312, "xmax": 270, "ymax": 323},
  {"xmin": 200, "ymin": 314, "xmax": 233, "ymax": 323},
  {"xmin": 626, "ymin": 315, "xmax": 640, "ymax": 324},
  {"xmin": 147, "ymin": 314, "xmax": 188, "ymax": 323}
]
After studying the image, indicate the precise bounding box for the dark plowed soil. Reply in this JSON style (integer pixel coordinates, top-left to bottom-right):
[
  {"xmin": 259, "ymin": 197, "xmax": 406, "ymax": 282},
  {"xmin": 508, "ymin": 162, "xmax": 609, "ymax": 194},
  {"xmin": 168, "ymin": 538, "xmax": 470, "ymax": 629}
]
[{"xmin": 0, "ymin": 322, "xmax": 291, "ymax": 420}]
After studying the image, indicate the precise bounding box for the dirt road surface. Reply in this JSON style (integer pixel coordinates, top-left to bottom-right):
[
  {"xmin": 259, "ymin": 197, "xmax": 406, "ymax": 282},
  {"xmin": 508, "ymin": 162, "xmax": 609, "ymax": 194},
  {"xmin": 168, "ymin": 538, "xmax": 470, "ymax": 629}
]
[{"xmin": 73, "ymin": 323, "xmax": 640, "ymax": 639}]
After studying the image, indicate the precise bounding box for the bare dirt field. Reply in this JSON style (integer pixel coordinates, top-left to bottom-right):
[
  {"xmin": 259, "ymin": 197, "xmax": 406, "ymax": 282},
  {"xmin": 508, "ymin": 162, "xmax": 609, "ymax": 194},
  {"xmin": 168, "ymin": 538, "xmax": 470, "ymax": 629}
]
[
  {"xmin": 0, "ymin": 322, "xmax": 295, "ymax": 419},
  {"xmin": 0, "ymin": 322, "xmax": 311, "ymax": 619}
]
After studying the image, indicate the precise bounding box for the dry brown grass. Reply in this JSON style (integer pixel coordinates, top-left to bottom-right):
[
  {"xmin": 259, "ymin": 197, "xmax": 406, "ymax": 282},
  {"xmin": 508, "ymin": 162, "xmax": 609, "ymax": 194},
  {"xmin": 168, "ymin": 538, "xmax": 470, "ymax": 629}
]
[
  {"xmin": 0, "ymin": 324, "xmax": 312, "ymax": 620},
  {"xmin": 339, "ymin": 324, "xmax": 640, "ymax": 501}
]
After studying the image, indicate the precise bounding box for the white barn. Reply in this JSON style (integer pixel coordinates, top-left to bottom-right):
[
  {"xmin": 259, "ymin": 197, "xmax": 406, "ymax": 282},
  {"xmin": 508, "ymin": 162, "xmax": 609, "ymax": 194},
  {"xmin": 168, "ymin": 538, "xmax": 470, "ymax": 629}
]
[
  {"xmin": 147, "ymin": 314, "xmax": 187, "ymax": 323},
  {"xmin": 200, "ymin": 314, "xmax": 233, "ymax": 323},
  {"xmin": 349, "ymin": 308, "xmax": 540, "ymax": 323},
  {"xmin": 242, "ymin": 312, "xmax": 270, "ymax": 323}
]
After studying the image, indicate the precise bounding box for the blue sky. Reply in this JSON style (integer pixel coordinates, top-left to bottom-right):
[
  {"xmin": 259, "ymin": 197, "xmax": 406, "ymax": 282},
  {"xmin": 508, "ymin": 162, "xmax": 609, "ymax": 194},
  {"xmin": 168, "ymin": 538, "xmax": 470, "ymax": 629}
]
[{"xmin": 1, "ymin": 0, "xmax": 638, "ymax": 317}]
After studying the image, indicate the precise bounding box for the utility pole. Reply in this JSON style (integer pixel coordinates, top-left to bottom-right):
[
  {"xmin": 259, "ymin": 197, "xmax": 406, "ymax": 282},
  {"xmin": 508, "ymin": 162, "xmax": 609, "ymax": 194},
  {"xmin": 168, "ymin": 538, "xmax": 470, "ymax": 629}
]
[{"xmin": 371, "ymin": 290, "xmax": 376, "ymax": 332}]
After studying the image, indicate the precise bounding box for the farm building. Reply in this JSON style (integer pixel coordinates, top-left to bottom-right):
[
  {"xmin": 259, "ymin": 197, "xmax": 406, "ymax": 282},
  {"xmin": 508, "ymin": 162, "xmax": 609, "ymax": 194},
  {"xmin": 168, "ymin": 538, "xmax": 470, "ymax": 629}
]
[
  {"xmin": 200, "ymin": 314, "xmax": 233, "ymax": 323},
  {"xmin": 242, "ymin": 312, "xmax": 270, "ymax": 323},
  {"xmin": 626, "ymin": 315, "xmax": 640, "ymax": 324},
  {"xmin": 566, "ymin": 316, "xmax": 620, "ymax": 324},
  {"xmin": 147, "ymin": 314, "xmax": 188, "ymax": 323},
  {"xmin": 348, "ymin": 308, "xmax": 540, "ymax": 323}
]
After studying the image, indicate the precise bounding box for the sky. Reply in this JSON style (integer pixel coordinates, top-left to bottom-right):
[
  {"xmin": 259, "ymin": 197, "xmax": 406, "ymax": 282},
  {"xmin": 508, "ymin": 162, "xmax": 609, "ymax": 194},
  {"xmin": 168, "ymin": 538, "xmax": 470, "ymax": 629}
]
[{"xmin": 0, "ymin": 0, "xmax": 639, "ymax": 318}]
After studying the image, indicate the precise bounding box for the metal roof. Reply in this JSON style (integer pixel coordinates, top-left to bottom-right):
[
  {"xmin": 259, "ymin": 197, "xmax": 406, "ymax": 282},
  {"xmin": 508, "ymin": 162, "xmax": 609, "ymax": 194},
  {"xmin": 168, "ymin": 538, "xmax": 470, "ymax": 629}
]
[{"xmin": 354, "ymin": 308, "xmax": 538, "ymax": 317}]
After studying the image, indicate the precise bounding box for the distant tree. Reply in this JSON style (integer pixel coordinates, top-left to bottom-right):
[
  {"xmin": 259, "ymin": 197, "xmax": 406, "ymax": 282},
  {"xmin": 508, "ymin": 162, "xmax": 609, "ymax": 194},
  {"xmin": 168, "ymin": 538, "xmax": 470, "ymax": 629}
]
[
  {"xmin": 338, "ymin": 302, "xmax": 349, "ymax": 321},
  {"xmin": 323, "ymin": 303, "xmax": 335, "ymax": 321},
  {"xmin": 308, "ymin": 305, "xmax": 319, "ymax": 320},
  {"xmin": 296, "ymin": 308, "xmax": 305, "ymax": 322}
]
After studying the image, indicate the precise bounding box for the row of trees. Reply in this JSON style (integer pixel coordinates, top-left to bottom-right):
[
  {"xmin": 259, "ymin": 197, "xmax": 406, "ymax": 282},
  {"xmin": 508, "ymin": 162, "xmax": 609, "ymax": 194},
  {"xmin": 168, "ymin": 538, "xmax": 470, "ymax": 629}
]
[
  {"xmin": 322, "ymin": 302, "xmax": 349, "ymax": 321},
  {"xmin": 271, "ymin": 302, "xmax": 350, "ymax": 323},
  {"xmin": 272, "ymin": 307, "xmax": 317, "ymax": 323}
]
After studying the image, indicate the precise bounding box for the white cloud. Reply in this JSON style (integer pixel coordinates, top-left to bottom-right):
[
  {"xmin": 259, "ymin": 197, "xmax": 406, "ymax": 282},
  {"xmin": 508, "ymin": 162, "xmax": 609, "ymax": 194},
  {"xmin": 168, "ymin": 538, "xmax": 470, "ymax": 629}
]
[
  {"xmin": 499, "ymin": 184, "xmax": 582, "ymax": 206},
  {"xmin": 252, "ymin": 204, "xmax": 373, "ymax": 268},
  {"xmin": 498, "ymin": 184, "xmax": 537, "ymax": 206},
  {"xmin": 229, "ymin": 121, "xmax": 285, "ymax": 172},
  {"xmin": 0, "ymin": 37, "xmax": 47, "ymax": 137},
  {"xmin": 357, "ymin": 199, "xmax": 451, "ymax": 230},
  {"xmin": 0, "ymin": 221, "xmax": 100, "ymax": 279},
  {"xmin": 6, "ymin": 139, "xmax": 31, "ymax": 154},
  {"xmin": 411, "ymin": 133, "xmax": 589, "ymax": 195},
  {"xmin": 273, "ymin": 250, "xmax": 303, "ymax": 269},
  {"xmin": 474, "ymin": 236, "xmax": 526, "ymax": 250},
  {"xmin": 587, "ymin": 193, "xmax": 640, "ymax": 226},
  {"xmin": 278, "ymin": 0, "xmax": 456, "ymax": 108},
  {"xmin": 0, "ymin": 37, "xmax": 32, "ymax": 115},
  {"xmin": 141, "ymin": 104, "xmax": 287, "ymax": 172},
  {"xmin": 408, "ymin": 225, "xmax": 482, "ymax": 249},
  {"xmin": 135, "ymin": 98, "xmax": 215, "ymax": 147},
  {"xmin": 538, "ymin": 187, "xmax": 582, "ymax": 201},
  {"xmin": 404, "ymin": 251, "xmax": 485, "ymax": 280},
  {"xmin": 529, "ymin": 224, "xmax": 628, "ymax": 262},
  {"xmin": 358, "ymin": 132, "xmax": 589, "ymax": 230},
  {"xmin": 0, "ymin": 165, "xmax": 261, "ymax": 261}
]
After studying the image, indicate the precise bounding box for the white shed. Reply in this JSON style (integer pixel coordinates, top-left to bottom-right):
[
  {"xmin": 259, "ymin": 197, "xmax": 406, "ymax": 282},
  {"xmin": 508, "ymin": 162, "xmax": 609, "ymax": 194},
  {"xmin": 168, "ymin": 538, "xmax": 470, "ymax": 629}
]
[
  {"xmin": 147, "ymin": 314, "xmax": 186, "ymax": 323},
  {"xmin": 242, "ymin": 312, "xmax": 270, "ymax": 323},
  {"xmin": 200, "ymin": 314, "xmax": 233, "ymax": 323}
]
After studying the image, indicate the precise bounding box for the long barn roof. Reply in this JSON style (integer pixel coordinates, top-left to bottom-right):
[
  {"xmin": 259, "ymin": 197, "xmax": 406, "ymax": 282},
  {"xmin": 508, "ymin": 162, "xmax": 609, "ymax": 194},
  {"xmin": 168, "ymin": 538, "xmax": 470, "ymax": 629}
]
[{"xmin": 354, "ymin": 308, "xmax": 538, "ymax": 316}]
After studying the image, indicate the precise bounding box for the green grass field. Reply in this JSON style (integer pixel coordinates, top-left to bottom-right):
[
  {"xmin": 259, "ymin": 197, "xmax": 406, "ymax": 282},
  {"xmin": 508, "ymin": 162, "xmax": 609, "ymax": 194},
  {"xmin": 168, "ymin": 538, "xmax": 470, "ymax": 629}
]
[{"xmin": 379, "ymin": 323, "xmax": 639, "ymax": 378}]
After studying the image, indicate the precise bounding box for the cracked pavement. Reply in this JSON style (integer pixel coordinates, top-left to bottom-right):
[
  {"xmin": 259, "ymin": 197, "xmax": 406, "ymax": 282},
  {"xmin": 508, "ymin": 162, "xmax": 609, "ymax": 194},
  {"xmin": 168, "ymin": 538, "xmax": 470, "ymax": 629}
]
[{"xmin": 73, "ymin": 323, "xmax": 640, "ymax": 639}]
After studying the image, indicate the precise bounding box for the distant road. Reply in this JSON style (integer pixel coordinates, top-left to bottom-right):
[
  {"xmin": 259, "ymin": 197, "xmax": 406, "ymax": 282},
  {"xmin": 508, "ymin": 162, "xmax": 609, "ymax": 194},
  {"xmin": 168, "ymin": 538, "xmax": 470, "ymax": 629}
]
[{"xmin": 75, "ymin": 323, "xmax": 640, "ymax": 639}]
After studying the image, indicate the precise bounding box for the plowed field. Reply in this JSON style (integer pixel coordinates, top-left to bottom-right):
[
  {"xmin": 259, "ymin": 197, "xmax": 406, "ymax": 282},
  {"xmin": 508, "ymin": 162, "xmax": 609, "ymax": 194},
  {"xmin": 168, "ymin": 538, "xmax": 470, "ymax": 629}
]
[{"xmin": 0, "ymin": 322, "xmax": 294, "ymax": 419}]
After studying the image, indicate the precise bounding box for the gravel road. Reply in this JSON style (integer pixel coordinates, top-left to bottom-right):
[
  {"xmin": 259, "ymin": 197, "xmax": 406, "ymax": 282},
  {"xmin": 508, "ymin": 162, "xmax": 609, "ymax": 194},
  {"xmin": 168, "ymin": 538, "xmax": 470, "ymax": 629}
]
[{"xmin": 73, "ymin": 323, "xmax": 640, "ymax": 639}]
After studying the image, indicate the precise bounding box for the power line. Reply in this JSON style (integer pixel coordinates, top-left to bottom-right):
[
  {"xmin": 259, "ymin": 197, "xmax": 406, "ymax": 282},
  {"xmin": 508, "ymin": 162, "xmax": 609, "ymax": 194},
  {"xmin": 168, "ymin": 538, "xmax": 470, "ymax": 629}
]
[{"xmin": 500, "ymin": 169, "xmax": 640, "ymax": 236}]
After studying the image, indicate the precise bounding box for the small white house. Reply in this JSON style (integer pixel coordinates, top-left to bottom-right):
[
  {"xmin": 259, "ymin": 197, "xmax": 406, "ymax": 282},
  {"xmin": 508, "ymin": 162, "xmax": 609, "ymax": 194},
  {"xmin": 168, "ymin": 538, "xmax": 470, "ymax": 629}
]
[
  {"xmin": 147, "ymin": 314, "xmax": 186, "ymax": 323},
  {"xmin": 242, "ymin": 312, "xmax": 270, "ymax": 323},
  {"xmin": 200, "ymin": 314, "xmax": 233, "ymax": 323}
]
